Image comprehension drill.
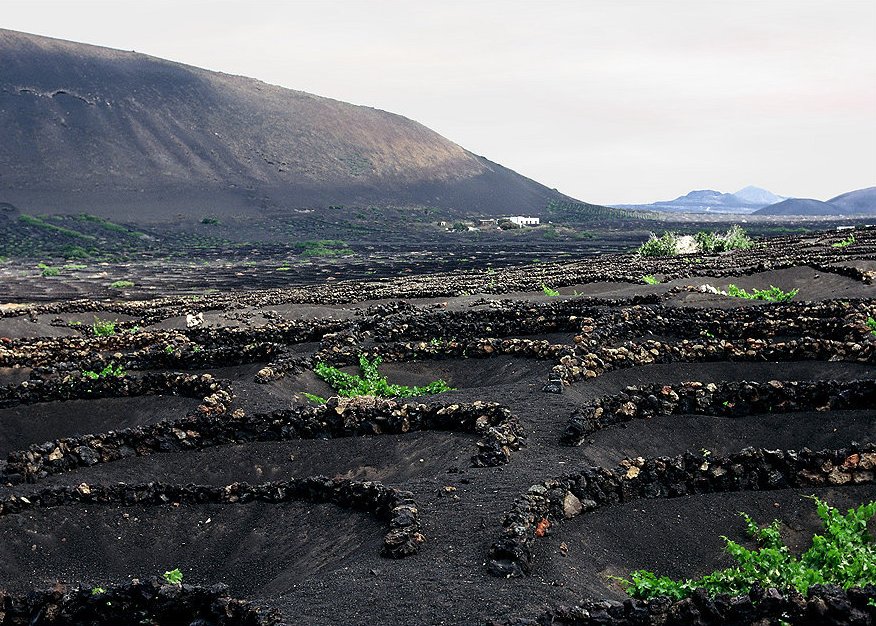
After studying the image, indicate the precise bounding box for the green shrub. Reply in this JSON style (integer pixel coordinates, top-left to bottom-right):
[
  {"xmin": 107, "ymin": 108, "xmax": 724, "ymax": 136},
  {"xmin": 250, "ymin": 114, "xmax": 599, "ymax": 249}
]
[
  {"xmin": 642, "ymin": 275, "xmax": 660, "ymax": 285},
  {"xmin": 720, "ymin": 225, "xmax": 754, "ymax": 251},
  {"xmin": 314, "ymin": 355, "xmax": 453, "ymax": 398},
  {"xmin": 867, "ymin": 317, "xmax": 876, "ymax": 336},
  {"xmin": 302, "ymin": 392, "xmax": 327, "ymax": 405},
  {"xmin": 82, "ymin": 363, "xmax": 126, "ymax": 379},
  {"xmin": 620, "ymin": 497, "xmax": 876, "ymax": 600},
  {"xmin": 38, "ymin": 262, "xmax": 60, "ymax": 277},
  {"xmin": 542, "ymin": 284, "xmax": 561, "ymax": 296},
  {"xmin": 92, "ymin": 317, "xmax": 117, "ymax": 336},
  {"xmin": 726, "ymin": 284, "xmax": 798, "ymax": 303},
  {"xmin": 162, "ymin": 568, "xmax": 183, "ymax": 585},
  {"xmin": 201, "ymin": 217, "xmax": 220, "ymax": 225},
  {"xmin": 109, "ymin": 280, "xmax": 135, "ymax": 289},
  {"xmin": 694, "ymin": 230, "xmax": 721, "ymax": 253},
  {"xmin": 638, "ymin": 232, "xmax": 678, "ymax": 257},
  {"xmin": 833, "ymin": 234, "xmax": 856, "ymax": 249},
  {"xmin": 694, "ymin": 225, "xmax": 753, "ymax": 253}
]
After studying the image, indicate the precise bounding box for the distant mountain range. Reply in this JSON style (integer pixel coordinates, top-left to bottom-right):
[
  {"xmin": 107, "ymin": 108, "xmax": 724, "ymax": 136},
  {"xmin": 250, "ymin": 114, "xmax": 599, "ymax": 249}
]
[
  {"xmin": 613, "ymin": 186, "xmax": 786, "ymax": 214},
  {"xmin": 616, "ymin": 186, "xmax": 876, "ymax": 216},
  {"xmin": 754, "ymin": 187, "xmax": 876, "ymax": 216},
  {"xmin": 0, "ymin": 29, "xmax": 594, "ymax": 223}
]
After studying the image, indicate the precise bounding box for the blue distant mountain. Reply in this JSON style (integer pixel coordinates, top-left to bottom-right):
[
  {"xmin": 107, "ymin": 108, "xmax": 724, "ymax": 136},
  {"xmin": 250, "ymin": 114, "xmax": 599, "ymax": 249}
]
[{"xmin": 613, "ymin": 186, "xmax": 786, "ymax": 214}]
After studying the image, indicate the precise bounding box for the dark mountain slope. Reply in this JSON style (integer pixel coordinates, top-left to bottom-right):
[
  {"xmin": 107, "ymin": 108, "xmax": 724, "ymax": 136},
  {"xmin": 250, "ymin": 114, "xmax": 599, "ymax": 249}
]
[
  {"xmin": 0, "ymin": 29, "xmax": 574, "ymax": 220},
  {"xmin": 753, "ymin": 198, "xmax": 846, "ymax": 216},
  {"xmin": 828, "ymin": 187, "xmax": 876, "ymax": 215}
]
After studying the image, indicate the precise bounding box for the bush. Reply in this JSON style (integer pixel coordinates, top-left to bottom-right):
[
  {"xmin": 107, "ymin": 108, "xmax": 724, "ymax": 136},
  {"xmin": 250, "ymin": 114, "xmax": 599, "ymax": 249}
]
[
  {"xmin": 314, "ymin": 355, "xmax": 453, "ymax": 398},
  {"xmin": 37, "ymin": 262, "xmax": 60, "ymax": 277},
  {"xmin": 638, "ymin": 232, "xmax": 678, "ymax": 257},
  {"xmin": 92, "ymin": 317, "xmax": 117, "ymax": 336},
  {"xmin": 726, "ymin": 284, "xmax": 798, "ymax": 303},
  {"xmin": 109, "ymin": 280, "xmax": 135, "ymax": 289},
  {"xmin": 542, "ymin": 284, "xmax": 561, "ymax": 296},
  {"xmin": 833, "ymin": 234, "xmax": 856, "ymax": 249},
  {"xmin": 694, "ymin": 225, "xmax": 753, "ymax": 254},
  {"xmin": 620, "ymin": 497, "xmax": 876, "ymax": 600},
  {"xmin": 721, "ymin": 224, "xmax": 754, "ymax": 251},
  {"xmin": 642, "ymin": 275, "xmax": 660, "ymax": 285},
  {"xmin": 82, "ymin": 363, "xmax": 126, "ymax": 379}
]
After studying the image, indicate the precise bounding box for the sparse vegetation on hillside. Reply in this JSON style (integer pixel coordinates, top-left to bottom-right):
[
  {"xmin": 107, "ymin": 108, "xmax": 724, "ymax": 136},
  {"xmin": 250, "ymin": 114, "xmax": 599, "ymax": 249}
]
[
  {"xmin": 620, "ymin": 498, "xmax": 876, "ymax": 600},
  {"xmin": 19, "ymin": 214, "xmax": 96, "ymax": 241},
  {"xmin": 294, "ymin": 240, "xmax": 354, "ymax": 258},
  {"xmin": 546, "ymin": 200, "xmax": 658, "ymax": 222},
  {"xmin": 109, "ymin": 280, "xmax": 135, "ymax": 289},
  {"xmin": 314, "ymin": 355, "xmax": 453, "ymax": 398}
]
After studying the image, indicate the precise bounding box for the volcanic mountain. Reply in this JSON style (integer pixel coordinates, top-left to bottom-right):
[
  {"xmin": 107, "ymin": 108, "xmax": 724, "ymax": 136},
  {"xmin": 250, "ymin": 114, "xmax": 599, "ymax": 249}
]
[{"xmin": 0, "ymin": 29, "xmax": 573, "ymax": 222}]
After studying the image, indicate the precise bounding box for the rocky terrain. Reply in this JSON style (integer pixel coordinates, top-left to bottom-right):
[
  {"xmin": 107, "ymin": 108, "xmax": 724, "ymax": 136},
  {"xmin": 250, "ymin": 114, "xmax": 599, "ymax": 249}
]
[{"xmin": 0, "ymin": 226, "xmax": 873, "ymax": 624}]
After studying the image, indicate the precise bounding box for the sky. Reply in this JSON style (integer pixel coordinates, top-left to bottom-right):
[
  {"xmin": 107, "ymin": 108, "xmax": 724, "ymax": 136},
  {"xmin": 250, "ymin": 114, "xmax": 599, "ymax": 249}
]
[{"xmin": 3, "ymin": 0, "xmax": 875, "ymax": 204}]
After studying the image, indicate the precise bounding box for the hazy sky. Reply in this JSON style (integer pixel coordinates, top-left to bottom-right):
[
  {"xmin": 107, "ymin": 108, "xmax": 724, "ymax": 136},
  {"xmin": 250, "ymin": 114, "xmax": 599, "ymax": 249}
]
[{"xmin": 4, "ymin": 0, "xmax": 875, "ymax": 204}]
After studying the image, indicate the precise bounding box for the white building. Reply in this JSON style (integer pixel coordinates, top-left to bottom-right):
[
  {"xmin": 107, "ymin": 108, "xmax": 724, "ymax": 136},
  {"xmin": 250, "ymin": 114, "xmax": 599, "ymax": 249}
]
[{"xmin": 507, "ymin": 216, "xmax": 540, "ymax": 227}]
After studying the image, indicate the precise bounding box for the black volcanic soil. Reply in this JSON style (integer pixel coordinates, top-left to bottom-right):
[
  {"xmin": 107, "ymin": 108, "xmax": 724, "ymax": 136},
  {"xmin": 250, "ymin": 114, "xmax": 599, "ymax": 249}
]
[{"xmin": 0, "ymin": 231, "xmax": 874, "ymax": 625}]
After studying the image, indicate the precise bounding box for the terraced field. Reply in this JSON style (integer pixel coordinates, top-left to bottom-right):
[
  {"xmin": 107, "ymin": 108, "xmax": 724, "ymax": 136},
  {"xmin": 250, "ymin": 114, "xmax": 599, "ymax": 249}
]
[{"xmin": 0, "ymin": 227, "xmax": 874, "ymax": 625}]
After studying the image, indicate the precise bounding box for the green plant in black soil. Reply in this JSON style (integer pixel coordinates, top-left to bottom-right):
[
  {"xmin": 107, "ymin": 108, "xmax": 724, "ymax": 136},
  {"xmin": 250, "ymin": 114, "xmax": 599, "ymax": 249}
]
[
  {"xmin": 109, "ymin": 280, "xmax": 135, "ymax": 289},
  {"xmin": 82, "ymin": 363, "xmax": 126, "ymax": 380},
  {"xmin": 162, "ymin": 568, "xmax": 183, "ymax": 585},
  {"xmin": 201, "ymin": 217, "xmax": 221, "ymax": 225},
  {"xmin": 642, "ymin": 274, "xmax": 660, "ymax": 285},
  {"xmin": 302, "ymin": 392, "xmax": 327, "ymax": 405},
  {"xmin": 727, "ymin": 284, "xmax": 798, "ymax": 302},
  {"xmin": 867, "ymin": 317, "xmax": 876, "ymax": 336},
  {"xmin": 294, "ymin": 239, "xmax": 354, "ymax": 258},
  {"xmin": 37, "ymin": 262, "xmax": 60, "ymax": 277},
  {"xmin": 314, "ymin": 355, "xmax": 453, "ymax": 398},
  {"xmin": 694, "ymin": 225, "xmax": 753, "ymax": 253},
  {"xmin": 92, "ymin": 317, "xmax": 117, "ymax": 336},
  {"xmin": 620, "ymin": 497, "xmax": 876, "ymax": 600},
  {"xmin": 542, "ymin": 284, "xmax": 561, "ymax": 296},
  {"xmin": 19, "ymin": 214, "xmax": 96, "ymax": 240},
  {"xmin": 638, "ymin": 231, "xmax": 678, "ymax": 257},
  {"xmin": 833, "ymin": 234, "xmax": 856, "ymax": 249},
  {"xmin": 90, "ymin": 586, "xmax": 107, "ymax": 596}
]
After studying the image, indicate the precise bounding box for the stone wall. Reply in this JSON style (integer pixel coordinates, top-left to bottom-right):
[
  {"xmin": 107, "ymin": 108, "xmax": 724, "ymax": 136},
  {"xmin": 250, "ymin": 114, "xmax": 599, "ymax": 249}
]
[
  {"xmin": 4, "ymin": 398, "xmax": 521, "ymax": 482},
  {"xmin": 488, "ymin": 444, "xmax": 875, "ymax": 578},
  {"xmin": 562, "ymin": 379, "xmax": 876, "ymax": 445},
  {"xmin": 0, "ymin": 477, "xmax": 423, "ymax": 559}
]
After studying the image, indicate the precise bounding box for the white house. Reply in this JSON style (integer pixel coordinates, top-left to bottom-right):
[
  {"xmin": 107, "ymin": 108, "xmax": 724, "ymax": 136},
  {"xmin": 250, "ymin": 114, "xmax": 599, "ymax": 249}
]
[{"xmin": 507, "ymin": 216, "xmax": 540, "ymax": 227}]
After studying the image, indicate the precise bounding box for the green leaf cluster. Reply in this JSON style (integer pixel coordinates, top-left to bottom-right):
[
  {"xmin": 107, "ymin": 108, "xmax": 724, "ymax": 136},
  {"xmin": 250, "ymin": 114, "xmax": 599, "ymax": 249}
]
[
  {"xmin": 642, "ymin": 274, "xmax": 660, "ymax": 285},
  {"xmin": 621, "ymin": 498, "xmax": 876, "ymax": 600},
  {"xmin": 82, "ymin": 363, "xmax": 126, "ymax": 380},
  {"xmin": 162, "ymin": 568, "xmax": 183, "ymax": 585},
  {"xmin": 726, "ymin": 284, "xmax": 798, "ymax": 302},
  {"xmin": 314, "ymin": 355, "xmax": 453, "ymax": 398},
  {"xmin": 92, "ymin": 317, "xmax": 117, "ymax": 336},
  {"xmin": 542, "ymin": 284, "xmax": 561, "ymax": 296},
  {"xmin": 866, "ymin": 317, "xmax": 876, "ymax": 336},
  {"xmin": 832, "ymin": 234, "xmax": 856, "ymax": 249}
]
